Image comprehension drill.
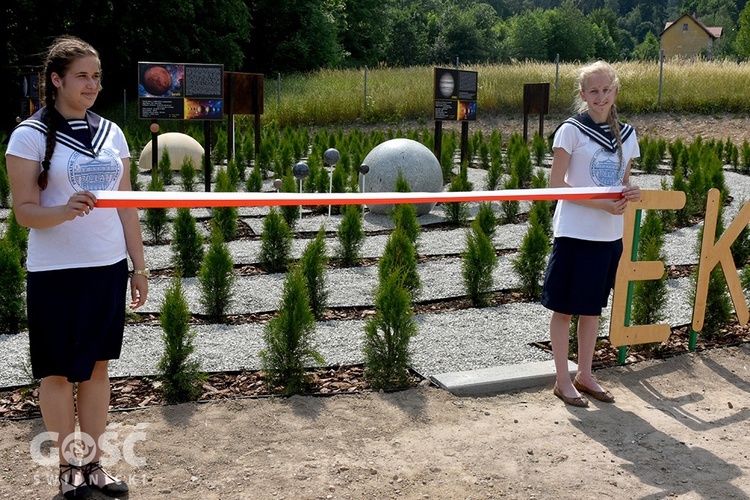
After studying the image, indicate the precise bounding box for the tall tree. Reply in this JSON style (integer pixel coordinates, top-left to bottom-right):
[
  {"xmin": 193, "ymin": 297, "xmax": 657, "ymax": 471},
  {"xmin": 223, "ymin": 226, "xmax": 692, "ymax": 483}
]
[
  {"xmin": 245, "ymin": 0, "xmax": 345, "ymax": 72},
  {"xmin": 737, "ymin": 1, "xmax": 750, "ymax": 59},
  {"xmin": 545, "ymin": 1, "xmax": 595, "ymax": 61},
  {"xmin": 506, "ymin": 9, "xmax": 549, "ymax": 61},
  {"xmin": 339, "ymin": 0, "xmax": 393, "ymax": 67}
]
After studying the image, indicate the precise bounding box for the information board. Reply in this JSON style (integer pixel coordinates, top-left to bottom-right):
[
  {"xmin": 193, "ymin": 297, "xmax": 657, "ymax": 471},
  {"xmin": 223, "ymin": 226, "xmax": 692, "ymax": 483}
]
[
  {"xmin": 433, "ymin": 68, "xmax": 478, "ymax": 122},
  {"xmin": 138, "ymin": 62, "xmax": 224, "ymax": 120}
]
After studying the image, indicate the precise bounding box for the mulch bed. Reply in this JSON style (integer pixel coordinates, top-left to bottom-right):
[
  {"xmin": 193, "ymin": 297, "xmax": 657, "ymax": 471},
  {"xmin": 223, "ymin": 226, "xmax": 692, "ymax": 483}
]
[{"xmin": 2, "ymin": 320, "xmax": 747, "ymax": 421}]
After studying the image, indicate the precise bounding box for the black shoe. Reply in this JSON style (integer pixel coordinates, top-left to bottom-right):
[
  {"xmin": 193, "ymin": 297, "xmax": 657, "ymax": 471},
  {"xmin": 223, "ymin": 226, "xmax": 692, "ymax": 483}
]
[
  {"xmin": 82, "ymin": 461, "xmax": 129, "ymax": 497},
  {"xmin": 59, "ymin": 464, "xmax": 92, "ymax": 499}
]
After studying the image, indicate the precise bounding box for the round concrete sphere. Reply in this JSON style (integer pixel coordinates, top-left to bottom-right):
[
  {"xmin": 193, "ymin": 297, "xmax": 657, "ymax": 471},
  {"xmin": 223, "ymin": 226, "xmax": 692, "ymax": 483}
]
[
  {"xmin": 360, "ymin": 138, "xmax": 442, "ymax": 215},
  {"xmin": 139, "ymin": 132, "xmax": 204, "ymax": 171}
]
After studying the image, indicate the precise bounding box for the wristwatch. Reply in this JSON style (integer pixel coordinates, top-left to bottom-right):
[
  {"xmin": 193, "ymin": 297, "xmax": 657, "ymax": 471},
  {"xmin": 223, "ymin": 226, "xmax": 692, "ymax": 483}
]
[{"xmin": 132, "ymin": 268, "xmax": 150, "ymax": 278}]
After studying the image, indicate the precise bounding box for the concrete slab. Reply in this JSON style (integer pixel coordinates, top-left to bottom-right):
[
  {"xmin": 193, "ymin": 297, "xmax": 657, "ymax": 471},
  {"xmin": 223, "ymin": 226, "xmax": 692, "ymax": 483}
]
[{"xmin": 431, "ymin": 359, "xmax": 578, "ymax": 396}]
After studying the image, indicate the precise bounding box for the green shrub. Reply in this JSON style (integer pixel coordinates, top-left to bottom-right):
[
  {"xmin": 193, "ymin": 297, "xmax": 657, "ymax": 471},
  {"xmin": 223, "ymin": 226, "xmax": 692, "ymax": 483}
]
[
  {"xmin": 179, "ymin": 155, "xmax": 196, "ymax": 192},
  {"xmin": 657, "ymin": 178, "xmax": 677, "ymax": 231},
  {"xmin": 198, "ymin": 230, "xmax": 235, "ymax": 321},
  {"xmin": 639, "ymin": 138, "xmax": 662, "ymax": 174},
  {"xmin": 528, "ymin": 200, "xmax": 552, "ymax": 240},
  {"xmin": 0, "ymin": 154, "xmax": 9, "ymax": 208},
  {"xmin": 299, "ymin": 227, "xmax": 329, "ymax": 319},
  {"xmin": 379, "ymin": 227, "xmax": 421, "ymax": 300},
  {"xmin": 485, "ymin": 156, "xmax": 503, "ymax": 191},
  {"xmin": 246, "ymin": 164, "xmax": 263, "ymax": 192},
  {"xmin": 4, "ymin": 209, "xmax": 28, "ymax": 263},
  {"xmin": 144, "ymin": 174, "xmax": 169, "ymax": 244},
  {"xmin": 391, "ymin": 171, "xmax": 421, "ymax": 251},
  {"xmin": 0, "ymin": 240, "xmax": 26, "ymax": 333},
  {"xmin": 440, "ymin": 135, "xmax": 456, "ymax": 183},
  {"xmin": 691, "ymin": 210, "xmax": 732, "ymax": 339},
  {"xmin": 499, "ymin": 173, "xmax": 520, "ymax": 224},
  {"xmin": 227, "ymin": 158, "xmax": 241, "ymax": 186},
  {"xmin": 212, "ymin": 168, "xmax": 238, "ymax": 242},
  {"xmin": 510, "ymin": 142, "xmax": 532, "ymax": 187},
  {"xmin": 280, "ymin": 174, "xmax": 301, "ymax": 229},
  {"xmin": 672, "ymin": 169, "xmax": 692, "ymax": 227},
  {"xmin": 730, "ymin": 199, "xmax": 750, "ymax": 267},
  {"xmin": 129, "ymin": 157, "xmax": 141, "ymax": 192},
  {"xmin": 532, "ymin": 131, "xmax": 547, "ymax": 167},
  {"xmin": 158, "ymin": 147, "xmax": 173, "ymax": 185},
  {"xmin": 211, "ymin": 129, "xmax": 228, "ymax": 166},
  {"xmin": 241, "ymin": 130, "xmax": 255, "ymax": 168},
  {"xmin": 336, "ymin": 204, "xmax": 365, "ymax": 266},
  {"xmin": 462, "ymin": 222, "xmax": 497, "ymax": 307},
  {"xmin": 474, "ymin": 202, "xmax": 497, "ymax": 240},
  {"xmin": 511, "ymin": 222, "xmax": 550, "ymax": 300},
  {"xmin": 667, "ymin": 139, "xmax": 683, "ymax": 172},
  {"xmin": 363, "ymin": 271, "xmax": 417, "ymax": 390},
  {"xmin": 171, "ymin": 208, "xmax": 204, "ymax": 277},
  {"xmin": 157, "ymin": 275, "xmax": 206, "ymax": 403},
  {"xmin": 258, "ymin": 208, "xmax": 293, "ymax": 273},
  {"xmin": 260, "ymin": 266, "xmax": 324, "ymax": 395},
  {"xmin": 741, "ymin": 139, "xmax": 750, "ymax": 174},
  {"xmin": 444, "ymin": 162, "xmax": 472, "ymax": 225},
  {"xmin": 632, "ymin": 211, "xmax": 668, "ymax": 326}
]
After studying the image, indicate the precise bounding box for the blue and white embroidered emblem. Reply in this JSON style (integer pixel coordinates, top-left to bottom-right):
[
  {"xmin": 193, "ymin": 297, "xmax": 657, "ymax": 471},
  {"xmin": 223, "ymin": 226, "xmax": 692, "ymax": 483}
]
[
  {"xmin": 68, "ymin": 149, "xmax": 121, "ymax": 191},
  {"xmin": 589, "ymin": 148, "xmax": 622, "ymax": 186}
]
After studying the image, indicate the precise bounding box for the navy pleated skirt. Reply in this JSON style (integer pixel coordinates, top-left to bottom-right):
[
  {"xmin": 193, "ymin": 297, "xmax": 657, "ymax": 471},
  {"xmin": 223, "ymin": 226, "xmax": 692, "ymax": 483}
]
[
  {"xmin": 541, "ymin": 237, "xmax": 622, "ymax": 317},
  {"xmin": 27, "ymin": 259, "xmax": 128, "ymax": 382}
]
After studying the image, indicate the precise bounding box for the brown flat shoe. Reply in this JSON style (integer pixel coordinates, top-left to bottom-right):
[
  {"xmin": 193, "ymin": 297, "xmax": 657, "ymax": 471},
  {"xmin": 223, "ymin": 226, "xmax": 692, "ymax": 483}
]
[
  {"xmin": 573, "ymin": 377, "xmax": 615, "ymax": 403},
  {"xmin": 553, "ymin": 383, "xmax": 589, "ymax": 408}
]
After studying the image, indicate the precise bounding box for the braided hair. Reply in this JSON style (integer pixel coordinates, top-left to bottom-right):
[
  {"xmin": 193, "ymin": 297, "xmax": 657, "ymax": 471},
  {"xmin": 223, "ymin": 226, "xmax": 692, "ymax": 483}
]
[
  {"xmin": 573, "ymin": 61, "xmax": 624, "ymax": 174},
  {"xmin": 38, "ymin": 36, "xmax": 100, "ymax": 190}
]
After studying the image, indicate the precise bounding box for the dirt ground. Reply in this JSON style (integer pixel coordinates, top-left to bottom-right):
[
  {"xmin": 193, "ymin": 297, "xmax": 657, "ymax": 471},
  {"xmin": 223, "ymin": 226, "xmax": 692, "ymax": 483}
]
[{"xmin": 0, "ymin": 344, "xmax": 746, "ymax": 499}]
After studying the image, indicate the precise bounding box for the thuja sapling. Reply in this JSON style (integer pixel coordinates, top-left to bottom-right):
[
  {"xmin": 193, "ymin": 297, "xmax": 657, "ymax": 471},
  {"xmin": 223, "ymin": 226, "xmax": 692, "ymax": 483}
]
[
  {"xmin": 158, "ymin": 274, "xmax": 206, "ymax": 403},
  {"xmin": 260, "ymin": 266, "xmax": 324, "ymax": 395}
]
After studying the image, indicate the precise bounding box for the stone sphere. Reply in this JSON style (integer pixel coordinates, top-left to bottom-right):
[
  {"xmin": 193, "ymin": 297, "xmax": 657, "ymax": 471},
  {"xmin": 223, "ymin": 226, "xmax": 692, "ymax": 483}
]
[
  {"xmin": 360, "ymin": 138, "xmax": 442, "ymax": 215},
  {"xmin": 139, "ymin": 132, "xmax": 204, "ymax": 171}
]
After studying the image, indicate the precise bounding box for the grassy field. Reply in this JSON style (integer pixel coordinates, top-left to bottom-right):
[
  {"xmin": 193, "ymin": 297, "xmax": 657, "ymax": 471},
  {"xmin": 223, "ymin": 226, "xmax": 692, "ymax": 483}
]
[
  {"xmin": 258, "ymin": 60, "xmax": 750, "ymax": 127},
  {"xmin": 108, "ymin": 59, "xmax": 750, "ymax": 142}
]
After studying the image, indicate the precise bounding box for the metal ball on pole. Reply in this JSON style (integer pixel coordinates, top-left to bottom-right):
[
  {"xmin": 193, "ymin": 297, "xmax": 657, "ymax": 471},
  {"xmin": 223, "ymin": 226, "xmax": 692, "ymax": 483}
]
[
  {"xmin": 292, "ymin": 161, "xmax": 310, "ymax": 193},
  {"xmin": 358, "ymin": 163, "xmax": 370, "ymax": 217},
  {"xmin": 323, "ymin": 148, "xmax": 340, "ymax": 217}
]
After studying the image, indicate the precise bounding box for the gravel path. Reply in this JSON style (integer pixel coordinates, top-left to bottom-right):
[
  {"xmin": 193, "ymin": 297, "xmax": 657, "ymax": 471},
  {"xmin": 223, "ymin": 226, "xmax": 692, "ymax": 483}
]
[{"xmin": 0, "ymin": 168, "xmax": 745, "ymax": 388}]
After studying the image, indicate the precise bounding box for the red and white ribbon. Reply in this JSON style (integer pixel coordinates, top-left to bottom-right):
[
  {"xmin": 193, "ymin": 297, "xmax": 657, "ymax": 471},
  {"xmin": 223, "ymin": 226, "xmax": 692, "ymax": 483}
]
[{"xmin": 93, "ymin": 187, "xmax": 624, "ymax": 209}]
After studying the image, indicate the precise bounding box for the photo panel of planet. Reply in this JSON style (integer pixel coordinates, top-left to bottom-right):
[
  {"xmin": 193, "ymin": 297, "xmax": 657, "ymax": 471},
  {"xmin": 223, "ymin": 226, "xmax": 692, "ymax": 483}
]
[
  {"xmin": 140, "ymin": 64, "xmax": 184, "ymax": 97},
  {"xmin": 439, "ymin": 71, "xmax": 455, "ymax": 98}
]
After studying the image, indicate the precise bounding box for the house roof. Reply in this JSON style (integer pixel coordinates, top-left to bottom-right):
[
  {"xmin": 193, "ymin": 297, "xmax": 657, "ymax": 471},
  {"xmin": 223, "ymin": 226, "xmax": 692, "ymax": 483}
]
[{"xmin": 661, "ymin": 12, "xmax": 723, "ymax": 39}]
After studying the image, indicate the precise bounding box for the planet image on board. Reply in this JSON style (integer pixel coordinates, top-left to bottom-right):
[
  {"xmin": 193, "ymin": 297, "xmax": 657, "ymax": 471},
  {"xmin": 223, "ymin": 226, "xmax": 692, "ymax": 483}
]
[
  {"xmin": 439, "ymin": 72, "xmax": 454, "ymax": 98},
  {"xmin": 142, "ymin": 66, "xmax": 173, "ymax": 96}
]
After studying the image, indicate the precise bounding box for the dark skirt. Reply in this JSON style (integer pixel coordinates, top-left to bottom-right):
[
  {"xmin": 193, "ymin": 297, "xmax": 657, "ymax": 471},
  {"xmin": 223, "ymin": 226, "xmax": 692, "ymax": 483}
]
[
  {"xmin": 27, "ymin": 259, "xmax": 128, "ymax": 382},
  {"xmin": 541, "ymin": 237, "xmax": 623, "ymax": 317}
]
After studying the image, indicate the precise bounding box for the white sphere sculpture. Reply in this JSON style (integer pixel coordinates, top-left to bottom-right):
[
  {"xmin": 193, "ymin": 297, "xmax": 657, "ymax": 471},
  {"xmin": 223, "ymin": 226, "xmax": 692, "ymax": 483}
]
[
  {"xmin": 139, "ymin": 132, "xmax": 204, "ymax": 171},
  {"xmin": 360, "ymin": 138, "xmax": 443, "ymax": 215}
]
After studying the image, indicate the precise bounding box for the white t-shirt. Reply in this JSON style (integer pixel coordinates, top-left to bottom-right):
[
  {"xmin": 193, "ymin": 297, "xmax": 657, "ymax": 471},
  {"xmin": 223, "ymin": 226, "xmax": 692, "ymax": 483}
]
[
  {"xmin": 551, "ymin": 121, "xmax": 640, "ymax": 242},
  {"xmin": 6, "ymin": 111, "xmax": 130, "ymax": 271}
]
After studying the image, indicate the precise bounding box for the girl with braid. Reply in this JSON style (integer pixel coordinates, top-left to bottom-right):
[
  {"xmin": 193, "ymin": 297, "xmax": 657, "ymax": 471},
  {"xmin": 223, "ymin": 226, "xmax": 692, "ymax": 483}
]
[
  {"xmin": 542, "ymin": 61, "xmax": 641, "ymax": 408},
  {"xmin": 6, "ymin": 36, "xmax": 147, "ymax": 498}
]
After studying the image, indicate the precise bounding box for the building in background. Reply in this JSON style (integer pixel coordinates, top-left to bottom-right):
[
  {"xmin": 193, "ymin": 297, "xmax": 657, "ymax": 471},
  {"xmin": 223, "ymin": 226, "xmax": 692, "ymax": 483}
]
[{"xmin": 661, "ymin": 13, "xmax": 723, "ymax": 60}]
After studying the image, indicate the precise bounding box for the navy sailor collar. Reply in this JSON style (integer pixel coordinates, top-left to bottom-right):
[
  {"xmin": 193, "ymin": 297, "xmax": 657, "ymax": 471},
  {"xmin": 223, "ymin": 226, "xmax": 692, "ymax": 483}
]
[
  {"xmin": 551, "ymin": 112, "xmax": 634, "ymax": 154},
  {"xmin": 17, "ymin": 106, "xmax": 113, "ymax": 158}
]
